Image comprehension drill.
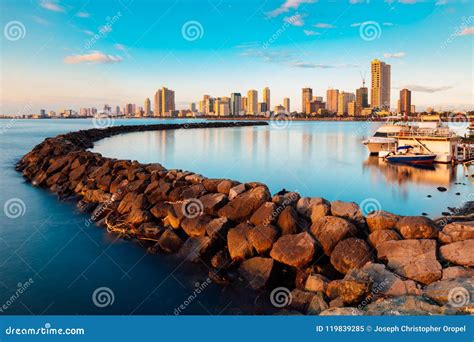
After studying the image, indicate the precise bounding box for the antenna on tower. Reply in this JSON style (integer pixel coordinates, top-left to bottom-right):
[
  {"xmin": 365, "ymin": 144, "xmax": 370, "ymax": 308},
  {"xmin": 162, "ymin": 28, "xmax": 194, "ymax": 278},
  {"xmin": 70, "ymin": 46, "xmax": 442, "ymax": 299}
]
[{"xmin": 359, "ymin": 70, "xmax": 367, "ymax": 87}]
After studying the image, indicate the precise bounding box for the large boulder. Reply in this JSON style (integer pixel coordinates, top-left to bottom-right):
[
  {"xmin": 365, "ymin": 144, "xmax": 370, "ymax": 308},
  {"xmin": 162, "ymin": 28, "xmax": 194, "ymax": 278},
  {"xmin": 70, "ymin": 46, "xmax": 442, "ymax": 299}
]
[
  {"xmin": 227, "ymin": 223, "xmax": 254, "ymax": 261},
  {"xmin": 181, "ymin": 215, "xmax": 213, "ymax": 237},
  {"xmin": 218, "ymin": 186, "xmax": 271, "ymax": 221},
  {"xmin": 368, "ymin": 229, "xmax": 401, "ymax": 248},
  {"xmin": 249, "ymin": 202, "xmax": 278, "ymax": 226},
  {"xmin": 365, "ymin": 296, "xmax": 444, "ymax": 315},
  {"xmin": 439, "ymin": 221, "xmax": 474, "ymax": 244},
  {"xmin": 276, "ymin": 206, "xmax": 307, "ymax": 235},
  {"xmin": 330, "ymin": 238, "xmax": 373, "ymax": 274},
  {"xmin": 270, "ymin": 232, "xmax": 315, "ymax": 267},
  {"xmin": 304, "ymin": 274, "xmax": 329, "ymax": 293},
  {"xmin": 319, "ymin": 307, "xmax": 365, "ymax": 316},
  {"xmin": 366, "ymin": 210, "xmax": 400, "ymax": 232},
  {"xmin": 310, "ymin": 216, "xmax": 358, "ymax": 255},
  {"xmin": 306, "ymin": 292, "xmax": 329, "ymax": 315},
  {"xmin": 247, "ymin": 224, "xmax": 279, "ymax": 254},
  {"xmin": 205, "ymin": 217, "xmax": 231, "ymax": 240},
  {"xmin": 423, "ymin": 277, "xmax": 473, "ymax": 307},
  {"xmin": 238, "ymin": 257, "xmax": 274, "ymax": 289},
  {"xmin": 228, "ymin": 183, "xmax": 247, "ymax": 200},
  {"xmin": 330, "ymin": 200, "xmax": 365, "ymax": 227},
  {"xmin": 439, "ymin": 239, "xmax": 474, "ymax": 267},
  {"xmin": 288, "ymin": 289, "xmax": 316, "ymax": 312},
  {"xmin": 178, "ymin": 236, "xmax": 211, "ymax": 262},
  {"xmin": 117, "ymin": 192, "xmax": 146, "ymax": 214},
  {"xmin": 442, "ymin": 266, "xmax": 474, "ymax": 280},
  {"xmin": 272, "ymin": 191, "xmax": 300, "ymax": 208},
  {"xmin": 217, "ymin": 179, "xmax": 239, "ymax": 195},
  {"xmin": 394, "ymin": 216, "xmax": 439, "ymax": 239},
  {"xmin": 326, "ymin": 278, "xmax": 371, "ymax": 304},
  {"xmin": 296, "ymin": 197, "xmax": 331, "ymax": 223},
  {"xmin": 198, "ymin": 193, "xmax": 228, "ymax": 216},
  {"xmin": 377, "ymin": 239, "xmax": 442, "ymax": 285},
  {"xmin": 157, "ymin": 229, "xmax": 183, "ymax": 253}
]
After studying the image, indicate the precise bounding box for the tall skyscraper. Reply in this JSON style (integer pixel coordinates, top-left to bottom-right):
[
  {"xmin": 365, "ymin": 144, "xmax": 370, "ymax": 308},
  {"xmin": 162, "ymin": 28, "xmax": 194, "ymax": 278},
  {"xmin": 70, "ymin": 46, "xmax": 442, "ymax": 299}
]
[
  {"xmin": 247, "ymin": 89, "xmax": 258, "ymax": 115},
  {"xmin": 231, "ymin": 93, "xmax": 242, "ymax": 116},
  {"xmin": 263, "ymin": 87, "xmax": 270, "ymax": 112},
  {"xmin": 326, "ymin": 88, "xmax": 339, "ymax": 113},
  {"xmin": 371, "ymin": 59, "xmax": 391, "ymax": 109},
  {"xmin": 191, "ymin": 102, "xmax": 196, "ymax": 112},
  {"xmin": 356, "ymin": 86, "xmax": 369, "ymax": 115},
  {"xmin": 154, "ymin": 89, "xmax": 162, "ymax": 116},
  {"xmin": 399, "ymin": 88, "xmax": 412, "ymax": 115},
  {"xmin": 154, "ymin": 87, "xmax": 175, "ymax": 116},
  {"xmin": 144, "ymin": 97, "xmax": 151, "ymax": 116},
  {"xmin": 337, "ymin": 92, "xmax": 355, "ymax": 115},
  {"xmin": 242, "ymin": 97, "xmax": 248, "ymax": 113},
  {"xmin": 302, "ymin": 87, "xmax": 313, "ymax": 114},
  {"xmin": 283, "ymin": 97, "xmax": 290, "ymax": 113}
]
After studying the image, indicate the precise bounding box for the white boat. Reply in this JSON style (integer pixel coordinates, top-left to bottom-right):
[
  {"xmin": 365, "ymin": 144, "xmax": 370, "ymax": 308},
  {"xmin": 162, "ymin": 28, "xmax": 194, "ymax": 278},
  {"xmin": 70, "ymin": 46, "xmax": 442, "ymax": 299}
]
[{"xmin": 363, "ymin": 120, "xmax": 404, "ymax": 155}]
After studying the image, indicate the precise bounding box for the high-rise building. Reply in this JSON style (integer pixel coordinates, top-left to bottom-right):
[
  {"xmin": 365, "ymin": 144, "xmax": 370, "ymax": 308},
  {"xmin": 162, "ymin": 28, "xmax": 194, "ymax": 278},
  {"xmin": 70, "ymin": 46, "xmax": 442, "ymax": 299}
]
[
  {"xmin": 274, "ymin": 105, "xmax": 286, "ymax": 114},
  {"xmin": 191, "ymin": 103, "xmax": 196, "ymax": 112},
  {"xmin": 283, "ymin": 97, "xmax": 290, "ymax": 113},
  {"xmin": 348, "ymin": 101, "xmax": 356, "ymax": 116},
  {"xmin": 258, "ymin": 102, "xmax": 267, "ymax": 114},
  {"xmin": 115, "ymin": 105, "xmax": 120, "ymax": 116},
  {"xmin": 305, "ymin": 100, "xmax": 325, "ymax": 115},
  {"xmin": 144, "ymin": 98, "xmax": 151, "ymax": 116},
  {"xmin": 154, "ymin": 87, "xmax": 175, "ymax": 116},
  {"xmin": 125, "ymin": 103, "xmax": 134, "ymax": 116},
  {"xmin": 411, "ymin": 105, "xmax": 416, "ymax": 114},
  {"xmin": 302, "ymin": 87, "xmax": 313, "ymax": 114},
  {"xmin": 371, "ymin": 59, "xmax": 391, "ymax": 109},
  {"xmin": 356, "ymin": 86, "xmax": 369, "ymax": 115},
  {"xmin": 263, "ymin": 87, "xmax": 270, "ymax": 112},
  {"xmin": 326, "ymin": 88, "xmax": 339, "ymax": 113},
  {"xmin": 154, "ymin": 89, "xmax": 162, "ymax": 116},
  {"xmin": 399, "ymin": 88, "xmax": 412, "ymax": 115},
  {"xmin": 247, "ymin": 89, "xmax": 258, "ymax": 115},
  {"xmin": 204, "ymin": 95, "xmax": 215, "ymax": 115},
  {"xmin": 337, "ymin": 92, "xmax": 356, "ymax": 115},
  {"xmin": 242, "ymin": 97, "xmax": 248, "ymax": 113},
  {"xmin": 230, "ymin": 93, "xmax": 242, "ymax": 116}
]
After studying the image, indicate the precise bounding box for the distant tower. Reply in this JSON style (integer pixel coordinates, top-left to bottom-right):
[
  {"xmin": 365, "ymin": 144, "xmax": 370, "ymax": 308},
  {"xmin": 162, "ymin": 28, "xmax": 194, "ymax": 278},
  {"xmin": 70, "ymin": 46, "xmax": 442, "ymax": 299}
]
[
  {"xmin": 302, "ymin": 87, "xmax": 313, "ymax": 114},
  {"xmin": 326, "ymin": 88, "xmax": 339, "ymax": 113},
  {"xmin": 263, "ymin": 87, "xmax": 270, "ymax": 112},
  {"xmin": 283, "ymin": 97, "xmax": 290, "ymax": 113},
  {"xmin": 371, "ymin": 59, "xmax": 391, "ymax": 109},
  {"xmin": 399, "ymin": 88, "xmax": 412, "ymax": 115},
  {"xmin": 231, "ymin": 93, "xmax": 242, "ymax": 116},
  {"xmin": 247, "ymin": 89, "xmax": 258, "ymax": 115},
  {"xmin": 144, "ymin": 97, "xmax": 151, "ymax": 116}
]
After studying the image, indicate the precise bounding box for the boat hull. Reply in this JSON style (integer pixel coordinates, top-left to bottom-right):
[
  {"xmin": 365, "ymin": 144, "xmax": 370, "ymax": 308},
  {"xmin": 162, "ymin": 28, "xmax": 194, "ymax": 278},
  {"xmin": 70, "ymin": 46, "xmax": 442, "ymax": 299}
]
[{"xmin": 386, "ymin": 154, "xmax": 437, "ymax": 165}]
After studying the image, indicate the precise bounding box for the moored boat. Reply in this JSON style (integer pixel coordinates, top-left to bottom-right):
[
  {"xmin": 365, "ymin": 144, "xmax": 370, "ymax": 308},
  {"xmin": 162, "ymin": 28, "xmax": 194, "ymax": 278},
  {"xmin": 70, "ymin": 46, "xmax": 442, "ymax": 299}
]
[{"xmin": 384, "ymin": 145, "xmax": 437, "ymax": 165}]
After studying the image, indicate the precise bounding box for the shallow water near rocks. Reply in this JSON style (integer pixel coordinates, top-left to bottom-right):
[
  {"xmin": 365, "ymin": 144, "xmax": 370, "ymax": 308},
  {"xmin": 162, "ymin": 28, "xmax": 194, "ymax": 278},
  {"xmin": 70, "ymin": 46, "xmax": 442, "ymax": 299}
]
[{"xmin": 0, "ymin": 118, "xmax": 471, "ymax": 314}]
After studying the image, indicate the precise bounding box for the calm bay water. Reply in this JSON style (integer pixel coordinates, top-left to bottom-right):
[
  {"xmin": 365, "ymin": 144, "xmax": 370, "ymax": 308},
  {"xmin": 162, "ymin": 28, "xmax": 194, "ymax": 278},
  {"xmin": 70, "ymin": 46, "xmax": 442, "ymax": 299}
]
[{"xmin": 0, "ymin": 118, "xmax": 471, "ymax": 315}]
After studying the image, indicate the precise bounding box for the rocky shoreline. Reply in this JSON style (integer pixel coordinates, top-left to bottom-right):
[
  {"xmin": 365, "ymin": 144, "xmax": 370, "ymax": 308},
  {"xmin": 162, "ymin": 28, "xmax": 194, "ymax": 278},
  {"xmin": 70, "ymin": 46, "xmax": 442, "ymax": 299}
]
[{"xmin": 16, "ymin": 122, "xmax": 473, "ymax": 315}]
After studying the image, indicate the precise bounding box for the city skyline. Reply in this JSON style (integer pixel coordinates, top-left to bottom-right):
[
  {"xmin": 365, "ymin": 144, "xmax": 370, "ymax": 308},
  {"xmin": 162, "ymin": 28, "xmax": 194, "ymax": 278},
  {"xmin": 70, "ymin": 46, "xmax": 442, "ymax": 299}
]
[{"xmin": 1, "ymin": 0, "xmax": 473, "ymax": 114}]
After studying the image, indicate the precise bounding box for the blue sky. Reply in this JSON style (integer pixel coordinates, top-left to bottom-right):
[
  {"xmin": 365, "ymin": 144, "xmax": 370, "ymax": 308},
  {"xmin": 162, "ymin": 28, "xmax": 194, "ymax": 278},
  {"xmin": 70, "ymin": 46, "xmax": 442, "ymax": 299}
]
[{"xmin": 1, "ymin": 0, "xmax": 473, "ymax": 114}]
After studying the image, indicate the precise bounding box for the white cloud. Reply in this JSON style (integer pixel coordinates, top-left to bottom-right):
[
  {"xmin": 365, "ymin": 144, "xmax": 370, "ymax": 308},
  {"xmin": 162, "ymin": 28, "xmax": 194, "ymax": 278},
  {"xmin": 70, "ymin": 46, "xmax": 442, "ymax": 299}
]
[
  {"xmin": 76, "ymin": 12, "xmax": 90, "ymax": 18},
  {"xmin": 314, "ymin": 23, "xmax": 335, "ymax": 28},
  {"xmin": 402, "ymin": 85, "xmax": 453, "ymax": 93},
  {"xmin": 64, "ymin": 52, "xmax": 123, "ymax": 64},
  {"xmin": 383, "ymin": 52, "xmax": 406, "ymax": 58},
  {"xmin": 303, "ymin": 29, "xmax": 320, "ymax": 36},
  {"xmin": 457, "ymin": 27, "xmax": 474, "ymax": 36},
  {"xmin": 285, "ymin": 13, "xmax": 305, "ymax": 26},
  {"xmin": 292, "ymin": 61, "xmax": 359, "ymax": 68},
  {"xmin": 267, "ymin": 0, "xmax": 316, "ymax": 17},
  {"xmin": 40, "ymin": 0, "xmax": 65, "ymax": 12}
]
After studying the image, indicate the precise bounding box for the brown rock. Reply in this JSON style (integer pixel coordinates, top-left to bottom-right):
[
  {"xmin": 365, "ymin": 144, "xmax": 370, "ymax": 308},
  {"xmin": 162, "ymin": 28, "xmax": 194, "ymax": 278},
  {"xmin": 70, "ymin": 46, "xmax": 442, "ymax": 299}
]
[
  {"xmin": 199, "ymin": 193, "xmax": 228, "ymax": 216},
  {"xmin": 247, "ymin": 224, "xmax": 279, "ymax": 254},
  {"xmin": 311, "ymin": 216, "xmax": 358, "ymax": 255},
  {"xmin": 205, "ymin": 217, "xmax": 231, "ymax": 240},
  {"xmin": 272, "ymin": 191, "xmax": 300, "ymax": 208},
  {"xmin": 250, "ymin": 202, "xmax": 278, "ymax": 226},
  {"xmin": 227, "ymin": 223, "xmax": 254, "ymax": 261},
  {"xmin": 307, "ymin": 292, "xmax": 329, "ymax": 315},
  {"xmin": 277, "ymin": 206, "xmax": 307, "ymax": 235},
  {"xmin": 330, "ymin": 238, "xmax": 373, "ymax": 275},
  {"xmin": 288, "ymin": 289, "xmax": 315, "ymax": 312},
  {"xmin": 442, "ymin": 266, "xmax": 474, "ymax": 280},
  {"xmin": 125, "ymin": 209, "xmax": 152, "ymax": 225},
  {"xmin": 217, "ymin": 179, "xmax": 239, "ymax": 195},
  {"xmin": 296, "ymin": 197, "xmax": 331, "ymax": 223},
  {"xmin": 439, "ymin": 239, "xmax": 474, "ymax": 267},
  {"xmin": 423, "ymin": 277, "xmax": 473, "ymax": 306},
  {"xmin": 228, "ymin": 183, "xmax": 247, "ymax": 200},
  {"xmin": 319, "ymin": 307, "xmax": 365, "ymax": 316},
  {"xmin": 218, "ymin": 186, "xmax": 271, "ymax": 221},
  {"xmin": 377, "ymin": 239, "xmax": 442, "ymax": 285},
  {"xmin": 150, "ymin": 202, "xmax": 174, "ymax": 219},
  {"xmin": 96, "ymin": 175, "xmax": 112, "ymax": 191},
  {"xmin": 238, "ymin": 257, "xmax": 274, "ymax": 289},
  {"xmin": 202, "ymin": 178, "xmax": 225, "ymax": 192},
  {"xmin": 366, "ymin": 210, "xmax": 400, "ymax": 232},
  {"xmin": 117, "ymin": 192, "xmax": 146, "ymax": 214},
  {"xmin": 326, "ymin": 279, "xmax": 370, "ymax": 304},
  {"xmin": 330, "ymin": 200, "xmax": 365, "ymax": 227},
  {"xmin": 270, "ymin": 232, "xmax": 315, "ymax": 267},
  {"xmin": 368, "ymin": 229, "xmax": 401, "ymax": 248},
  {"xmin": 69, "ymin": 163, "xmax": 87, "ymax": 181},
  {"xmin": 181, "ymin": 215, "xmax": 212, "ymax": 237},
  {"xmin": 304, "ymin": 274, "xmax": 329, "ymax": 293},
  {"xmin": 366, "ymin": 296, "xmax": 444, "ymax": 315},
  {"xmin": 83, "ymin": 189, "xmax": 111, "ymax": 203},
  {"xmin": 395, "ymin": 216, "xmax": 439, "ymax": 239},
  {"xmin": 211, "ymin": 249, "xmax": 231, "ymax": 269},
  {"xmin": 178, "ymin": 236, "xmax": 211, "ymax": 262},
  {"xmin": 439, "ymin": 221, "xmax": 474, "ymax": 244},
  {"xmin": 158, "ymin": 229, "xmax": 183, "ymax": 253}
]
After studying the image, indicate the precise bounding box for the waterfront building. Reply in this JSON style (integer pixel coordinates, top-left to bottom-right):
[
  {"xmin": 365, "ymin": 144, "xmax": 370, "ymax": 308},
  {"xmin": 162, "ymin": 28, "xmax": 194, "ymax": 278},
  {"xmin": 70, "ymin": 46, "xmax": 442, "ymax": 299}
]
[
  {"xmin": 263, "ymin": 87, "xmax": 270, "ymax": 112},
  {"xmin": 411, "ymin": 105, "xmax": 416, "ymax": 114},
  {"xmin": 204, "ymin": 95, "xmax": 215, "ymax": 115},
  {"xmin": 302, "ymin": 87, "xmax": 313, "ymax": 114},
  {"xmin": 348, "ymin": 101, "xmax": 356, "ymax": 116},
  {"xmin": 144, "ymin": 97, "xmax": 151, "ymax": 116},
  {"xmin": 154, "ymin": 89, "xmax": 162, "ymax": 116},
  {"xmin": 191, "ymin": 102, "xmax": 196, "ymax": 112},
  {"xmin": 154, "ymin": 86, "xmax": 175, "ymax": 116},
  {"xmin": 337, "ymin": 92, "xmax": 355, "ymax": 116},
  {"xmin": 371, "ymin": 59, "xmax": 391, "ymax": 109},
  {"xmin": 258, "ymin": 102, "xmax": 267, "ymax": 114},
  {"xmin": 231, "ymin": 93, "xmax": 242, "ymax": 116},
  {"xmin": 313, "ymin": 96, "xmax": 323, "ymax": 102},
  {"xmin": 326, "ymin": 88, "xmax": 339, "ymax": 114},
  {"xmin": 247, "ymin": 89, "xmax": 258, "ymax": 115},
  {"xmin": 356, "ymin": 86, "xmax": 369, "ymax": 115},
  {"xmin": 305, "ymin": 100, "xmax": 325, "ymax": 115},
  {"xmin": 115, "ymin": 105, "xmax": 120, "ymax": 116},
  {"xmin": 274, "ymin": 105, "xmax": 286, "ymax": 114},
  {"xmin": 399, "ymin": 88, "xmax": 412, "ymax": 115},
  {"xmin": 125, "ymin": 103, "xmax": 134, "ymax": 116},
  {"xmin": 283, "ymin": 97, "xmax": 290, "ymax": 113},
  {"xmin": 220, "ymin": 103, "xmax": 230, "ymax": 116},
  {"xmin": 242, "ymin": 97, "xmax": 248, "ymax": 113}
]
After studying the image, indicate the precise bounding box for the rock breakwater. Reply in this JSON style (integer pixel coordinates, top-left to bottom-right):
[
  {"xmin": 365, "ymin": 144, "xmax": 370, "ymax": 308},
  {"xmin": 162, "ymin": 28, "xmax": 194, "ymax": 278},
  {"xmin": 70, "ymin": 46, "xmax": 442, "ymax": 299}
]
[{"xmin": 16, "ymin": 122, "xmax": 473, "ymax": 315}]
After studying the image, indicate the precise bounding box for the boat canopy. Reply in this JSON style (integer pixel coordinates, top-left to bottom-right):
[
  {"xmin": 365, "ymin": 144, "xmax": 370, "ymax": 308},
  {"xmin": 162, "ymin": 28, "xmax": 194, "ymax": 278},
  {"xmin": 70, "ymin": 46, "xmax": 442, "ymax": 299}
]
[{"xmin": 397, "ymin": 145, "xmax": 414, "ymax": 151}]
